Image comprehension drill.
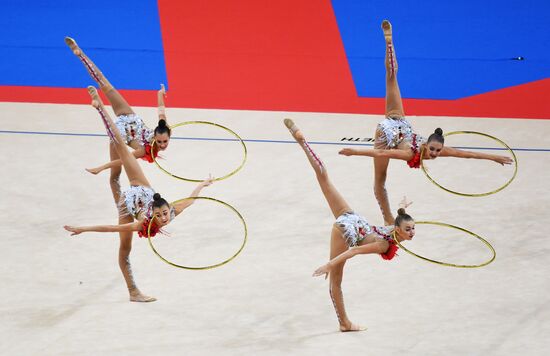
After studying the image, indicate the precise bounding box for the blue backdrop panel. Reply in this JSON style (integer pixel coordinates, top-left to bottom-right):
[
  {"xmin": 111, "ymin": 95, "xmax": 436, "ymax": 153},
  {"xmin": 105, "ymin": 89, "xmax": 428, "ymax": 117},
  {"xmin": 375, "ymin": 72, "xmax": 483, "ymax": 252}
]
[
  {"xmin": 0, "ymin": 0, "xmax": 167, "ymax": 89},
  {"xmin": 331, "ymin": 0, "xmax": 550, "ymax": 99}
]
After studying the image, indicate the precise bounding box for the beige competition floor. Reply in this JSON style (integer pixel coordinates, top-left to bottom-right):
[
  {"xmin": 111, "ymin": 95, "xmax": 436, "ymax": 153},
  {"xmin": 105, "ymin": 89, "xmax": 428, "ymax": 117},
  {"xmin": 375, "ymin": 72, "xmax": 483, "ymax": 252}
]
[{"xmin": 1, "ymin": 102, "xmax": 549, "ymax": 356}]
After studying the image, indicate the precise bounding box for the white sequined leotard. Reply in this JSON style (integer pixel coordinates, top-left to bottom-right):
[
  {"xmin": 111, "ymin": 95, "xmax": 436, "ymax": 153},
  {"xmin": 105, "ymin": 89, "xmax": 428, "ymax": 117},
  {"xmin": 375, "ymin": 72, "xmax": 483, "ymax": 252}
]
[
  {"xmin": 115, "ymin": 114, "xmax": 154, "ymax": 147},
  {"xmin": 335, "ymin": 211, "xmax": 393, "ymax": 247},
  {"xmin": 375, "ymin": 117, "xmax": 416, "ymax": 149},
  {"xmin": 119, "ymin": 185, "xmax": 156, "ymax": 219}
]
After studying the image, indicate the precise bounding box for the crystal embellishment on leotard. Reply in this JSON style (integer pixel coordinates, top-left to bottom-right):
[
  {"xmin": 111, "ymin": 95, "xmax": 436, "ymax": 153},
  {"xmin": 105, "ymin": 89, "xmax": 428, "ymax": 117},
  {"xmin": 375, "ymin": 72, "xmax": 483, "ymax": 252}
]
[
  {"xmin": 335, "ymin": 212, "xmax": 372, "ymax": 247},
  {"xmin": 372, "ymin": 226, "xmax": 398, "ymax": 260},
  {"xmin": 407, "ymin": 134, "xmax": 423, "ymax": 169},
  {"xmin": 118, "ymin": 185, "xmax": 155, "ymax": 219},
  {"xmin": 372, "ymin": 225, "xmax": 393, "ymax": 242},
  {"xmin": 376, "ymin": 117, "xmax": 415, "ymax": 148},
  {"xmin": 115, "ymin": 114, "xmax": 154, "ymax": 146}
]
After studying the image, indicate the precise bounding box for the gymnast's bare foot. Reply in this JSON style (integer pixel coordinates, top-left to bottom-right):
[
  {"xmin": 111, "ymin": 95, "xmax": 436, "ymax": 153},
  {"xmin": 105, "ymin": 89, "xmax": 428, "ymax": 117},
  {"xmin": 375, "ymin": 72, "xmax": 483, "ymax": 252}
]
[
  {"xmin": 85, "ymin": 167, "xmax": 102, "ymax": 175},
  {"xmin": 284, "ymin": 118, "xmax": 305, "ymax": 142},
  {"xmin": 129, "ymin": 289, "xmax": 157, "ymax": 303},
  {"xmin": 340, "ymin": 322, "xmax": 367, "ymax": 332},
  {"xmin": 87, "ymin": 86, "xmax": 101, "ymax": 108},
  {"xmin": 381, "ymin": 20, "xmax": 392, "ymax": 43},
  {"xmin": 64, "ymin": 36, "xmax": 82, "ymax": 56}
]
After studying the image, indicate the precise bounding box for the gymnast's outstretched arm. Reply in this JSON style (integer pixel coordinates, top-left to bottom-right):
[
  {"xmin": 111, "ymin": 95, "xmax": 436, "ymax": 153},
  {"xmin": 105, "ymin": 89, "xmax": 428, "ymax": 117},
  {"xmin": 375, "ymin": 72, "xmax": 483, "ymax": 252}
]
[
  {"xmin": 64, "ymin": 221, "xmax": 142, "ymax": 236},
  {"xmin": 86, "ymin": 148, "xmax": 146, "ymax": 175},
  {"xmin": 439, "ymin": 146, "xmax": 514, "ymax": 165},
  {"xmin": 312, "ymin": 240, "xmax": 389, "ymax": 278},
  {"xmin": 339, "ymin": 147, "xmax": 413, "ymax": 161},
  {"xmin": 172, "ymin": 176, "xmax": 214, "ymax": 216},
  {"xmin": 157, "ymin": 84, "xmax": 168, "ymax": 123}
]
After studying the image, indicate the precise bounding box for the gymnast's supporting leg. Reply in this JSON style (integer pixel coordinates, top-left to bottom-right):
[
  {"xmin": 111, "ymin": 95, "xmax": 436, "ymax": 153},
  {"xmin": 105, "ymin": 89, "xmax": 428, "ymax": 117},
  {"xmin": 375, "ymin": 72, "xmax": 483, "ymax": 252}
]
[
  {"xmin": 65, "ymin": 37, "xmax": 134, "ymax": 116},
  {"xmin": 329, "ymin": 226, "xmax": 363, "ymax": 331},
  {"xmin": 373, "ymin": 129, "xmax": 395, "ymax": 225},
  {"xmin": 117, "ymin": 215, "xmax": 156, "ymax": 302},
  {"xmin": 108, "ymin": 143, "xmax": 122, "ymax": 205}
]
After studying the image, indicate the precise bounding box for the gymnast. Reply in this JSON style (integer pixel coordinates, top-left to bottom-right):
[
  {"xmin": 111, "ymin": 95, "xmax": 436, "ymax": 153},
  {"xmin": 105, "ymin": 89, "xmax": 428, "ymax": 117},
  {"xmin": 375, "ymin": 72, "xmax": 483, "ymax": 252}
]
[
  {"xmin": 64, "ymin": 86, "xmax": 213, "ymax": 302},
  {"xmin": 339, "ymin": 20, "xmax": 513, "ymax": 225},
  {"xmin": 285, "ymin": 118, "xmax": 414, "ymax": 332}
]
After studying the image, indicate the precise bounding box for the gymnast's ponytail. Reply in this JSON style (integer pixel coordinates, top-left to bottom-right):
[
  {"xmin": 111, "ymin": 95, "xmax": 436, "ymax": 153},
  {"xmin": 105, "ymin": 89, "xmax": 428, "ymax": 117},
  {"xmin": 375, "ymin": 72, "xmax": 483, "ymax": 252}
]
[
  {"xmin": 395, "ymin": 208, "xmax": 413, "ymax": 227},
  {"xmin": 427, "ymin": 127, "xmax": 444, "ymax": 145},
  {"xmin": 154, "ymin": 119, "xmax": 171, "ymax": 137},
  {"xmin": 152, "ymin": 193, "xmax": 169, "ymax": 209}
]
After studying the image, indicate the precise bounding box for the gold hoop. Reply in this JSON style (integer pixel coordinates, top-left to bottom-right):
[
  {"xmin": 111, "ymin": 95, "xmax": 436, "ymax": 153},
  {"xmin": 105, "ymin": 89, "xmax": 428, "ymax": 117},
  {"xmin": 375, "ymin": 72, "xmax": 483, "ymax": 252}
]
[
  {"xmin": 420, "ymin": 131, "xmax": 517, "ymax": 197},
  {"xmin": 152, "ymin": 121, "xmax": 248, "ymax": 182},
  {"xmin": 392, "ymin": 221, "xmax": 496, "ymax": 268},
  {"xmin": 147, "ymin": 196, "xmax": 248, "ymax": 270}
]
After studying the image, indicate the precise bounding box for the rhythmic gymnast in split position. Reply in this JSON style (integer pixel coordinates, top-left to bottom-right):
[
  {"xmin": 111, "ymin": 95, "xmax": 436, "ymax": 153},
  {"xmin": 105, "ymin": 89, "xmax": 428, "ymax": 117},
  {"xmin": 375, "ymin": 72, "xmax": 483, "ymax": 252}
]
[
  {"xmin": 284, "ymin": 118, "xmax": 415, "ymax": 332},
  {"xmin": 64, "ymin": 86, "xmax": 213, "ymax": 302},
  {"xmin": 339, "ymin": 20, "xmax": 513, "ymax": 225},
  {"xmin": 64, "ymin": 37, "xmax": 171, "ymax": 205}
]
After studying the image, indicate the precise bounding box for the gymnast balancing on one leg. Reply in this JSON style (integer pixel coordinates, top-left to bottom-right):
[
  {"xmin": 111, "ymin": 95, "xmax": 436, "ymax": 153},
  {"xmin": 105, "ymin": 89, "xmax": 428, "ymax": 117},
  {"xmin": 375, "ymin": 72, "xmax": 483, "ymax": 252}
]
[
  {"xmin": 64, "ymin": 87, "xmax": 213, "ymax": 302},
  {"xmin": 339, "ymin": 20, "xmax": 513, "ymax": 225},
  {"xmin": 64, "ymin": 37, "xmax": 171, "ymax": 192},
  {"xmin": 285, "ymin": 118, "xmax": 415, "ymax": 332}
]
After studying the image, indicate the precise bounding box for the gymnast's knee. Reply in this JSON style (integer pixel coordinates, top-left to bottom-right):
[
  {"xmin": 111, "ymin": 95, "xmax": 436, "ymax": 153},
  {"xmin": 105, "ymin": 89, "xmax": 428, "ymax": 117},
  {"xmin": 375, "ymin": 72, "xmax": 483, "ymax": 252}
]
[
  {"xmin": 119, "ymin": 244, "xmax": 132, "ymax": 257},
  {"xmin": 373, "ymin": 178, "xmax": 387, "ymax": 190},
  {"xmin": 330, "ymin": 271, "xmax": 343, "ymax": 285},
  {"xmin": 374, "ymin": 168, "xmax": 388, "ymax": 182},
  {"xmin": 329, "ymin": 280, "xmax": 343, "ymax": 292}
]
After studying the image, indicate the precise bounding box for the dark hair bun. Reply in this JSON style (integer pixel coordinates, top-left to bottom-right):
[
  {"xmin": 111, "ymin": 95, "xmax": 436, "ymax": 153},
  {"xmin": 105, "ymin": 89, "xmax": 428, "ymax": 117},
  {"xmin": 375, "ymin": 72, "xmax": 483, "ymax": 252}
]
[
  {"xmin": 434, "ymin": 127, "xmax": 443, "ymax": 135},
  {"xmin": 153, "ymin": 193, "xmax": 162, "ymax": 201},
  {"xmin": 158, "ymin": 119, "xmax": 167, "ymax": 128},
  {"xmin": 397, "ymin": 208, "xmax": 406, "ymax": 216}
]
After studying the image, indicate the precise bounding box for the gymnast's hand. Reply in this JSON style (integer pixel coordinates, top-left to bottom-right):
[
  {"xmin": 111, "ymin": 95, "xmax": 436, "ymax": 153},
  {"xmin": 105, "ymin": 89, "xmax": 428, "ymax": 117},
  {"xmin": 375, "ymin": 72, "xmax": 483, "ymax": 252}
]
[
  {"xmin": 493, "ymin": 155, "xmax": 513, "ymax": 165},
  {"xmin": 159, "ymin": 83, "xmax": 166, "ymax": 97},
  {"xmin": 201, "ymin": 174, "xmax": 214, "ymax": 187},
  {"xmin": 339, "ymin": 148, "xmax": 356, "ymax": 156},
  {"xmin": 64, "ymin": 225, "xmax": 83, "ymax": 236},
  {"xmin": 399, "ymin": 196, "xmax": 413, "ymax": 210},
  {"xmin": 313, "ymin": 262, "xmax": 332, "ymax": 279}
]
